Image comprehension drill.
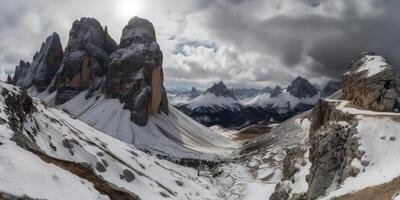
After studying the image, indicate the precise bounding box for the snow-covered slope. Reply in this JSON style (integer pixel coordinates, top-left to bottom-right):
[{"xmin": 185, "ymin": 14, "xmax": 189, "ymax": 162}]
[
  {"xmin": 0, "ymin": 82, "xmax": 232, "ymax": 200},
  {"xmin": 186, "ymin": 93, "xmax": 242, "ymax": 111},
  {"xmin": 29, "ymin": 89, "xmax": 235, "ymax": 161}
]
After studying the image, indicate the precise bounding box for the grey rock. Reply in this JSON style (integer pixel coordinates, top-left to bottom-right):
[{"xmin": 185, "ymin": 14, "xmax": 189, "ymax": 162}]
[
  {"xmin": 13, "ymin": 60, "xmax": 30, "ymax": 85},
  {"xmin": 121, "ymin": 169, "xmax": 135, "ymax": 182},
  {"xmin": 105, "ymin": 16, "xmax": 168, "ymax": 126},
  {"xmin": 95, "ymin": 162, "xmax": 107, "ymax": 172},
  {"xmin": 55, "ymin": 17, "xmax": 117, "ymax": 104},
  {"xmin": 15, "ymin": 33, "xmax": 63, "ymax": 92}
]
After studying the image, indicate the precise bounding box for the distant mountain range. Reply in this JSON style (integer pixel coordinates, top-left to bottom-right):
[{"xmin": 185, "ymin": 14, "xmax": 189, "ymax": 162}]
[{"xmin": 169, "ymin": 77, "xmax": 340, "ymax": 128}]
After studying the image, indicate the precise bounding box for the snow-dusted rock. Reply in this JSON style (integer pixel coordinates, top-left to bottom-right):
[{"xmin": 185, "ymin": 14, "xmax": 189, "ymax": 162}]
[
  {"xmin": 341, "ymin": 52, "xmax": 400, "ymax": 112},
  {"xmin": 105, "ymin": 17, "xmax": 168, "ymax": 126},
  {"xmin": 15, "ymin": 33, "xmax": 63, "ymax": 92},
  {"xmin": 54, "ymin": 17, "xmax": 117, "ymax": 104}
]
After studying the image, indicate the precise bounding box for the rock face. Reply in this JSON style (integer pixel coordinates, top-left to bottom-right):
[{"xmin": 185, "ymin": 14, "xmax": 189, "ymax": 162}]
[
  {"xmin": 321, "ymin": 80, "xmax": 340, "ymax": 97},
  {"xmin": 287, "ymin": 76, "xmax": 318, "ymax": 98},
  {"xmin": 189, "ymin": 87, "xmax": 201, "ymax": 99},
  {"xmin": 104, "ymin": 17, "xmax": 168, "ymax": 126},
  {"xmin": 307, "ymin": 99, "xmax": 361, "ymax": 199},
  {"xmin": 15, "ymin": 33, "xmax": 63, "ymax": 92},
  {"xmin": 13, "ymin": 60, "xmax": 30, "ymax": 85},
  {"xmin": 54, "ymin": 17, "xmax": 118, "ymax": 104},
  {"xmin": 6, "ymin": 75, "xmax": 13, "ymax": 84},
  {"xmin": 205, "ymin": 81, "xmax": 236, "ymax": 99},
  {"xmin": 341, "ymin": 52, "xmax": 400, "ymax": 112}
]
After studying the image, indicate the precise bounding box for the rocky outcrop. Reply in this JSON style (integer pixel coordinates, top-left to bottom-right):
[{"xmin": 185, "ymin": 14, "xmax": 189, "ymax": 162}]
[
  {"xmin": 287, "ymin": 76, "xmax": 318, "ymax": 98},
  {"xmin": 189, "ymin": 87, "xmax": 201, "ymax": 99},
  {"xmin": 14, "ymin": 33, "xmax": 63, "ymax": 92},
  {"xmin": 54, "ymin": 18, "xmax": 117, "ymax": 104},
  {"xmin": 104, "ymin": 17, "xmax": 168, "ymax": 126},
  {"xmin": 306, "ymin": 99, "xmax": 365, "ymax": 199},
  {"xmin": 321, "ymin": 80, "xmax": 340, "ymax": 97},
  {"xmin": 205, "ymin": 81, "xmax": 236, "ymax": 99},
  {"xmin": 341, "ymin": 52, "xmax": 400, "ymax": 112},
  {"xmin": 6, "ymin": 75, "xmax": 13, "ymax": 84},
  {"xmin": 13, "ymin": 60, "xmax": 30, "ymax": 85},
  {"xmin": 270, "ymin": 85, "xmax": 283, "ymax": 98}
]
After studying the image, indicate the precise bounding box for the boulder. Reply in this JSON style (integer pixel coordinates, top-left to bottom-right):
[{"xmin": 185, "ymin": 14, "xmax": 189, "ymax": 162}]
[
  {"xmin": 54, "ymin": 17, "xmax": 117, "ymax": 104},
  {"xmin": 104, "ymin": 17, "xmax": 168, "ymax": 126},
  {"xmin": 341, "ymin": 52, "xmax": 400, "ymax": 112},
  {"xmin": 15, "ymin": 33, "xmax": 63, "ymax": 92}
]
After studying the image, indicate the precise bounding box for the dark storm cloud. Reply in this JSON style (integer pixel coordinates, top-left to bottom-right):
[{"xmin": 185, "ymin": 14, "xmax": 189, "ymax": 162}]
[
  {"xmin": 1, "ymin": 0, "xmax": 399, "ymax": 87},
  {"xmin": 198, "ymin": 0, "xmax": 400, "ymax": 80}
]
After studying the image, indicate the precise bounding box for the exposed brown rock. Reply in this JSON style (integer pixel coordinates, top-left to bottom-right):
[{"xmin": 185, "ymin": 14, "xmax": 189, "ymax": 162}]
[{"xmin": 341, "ymin": 52, "xmax": 400, "ymax": 112}]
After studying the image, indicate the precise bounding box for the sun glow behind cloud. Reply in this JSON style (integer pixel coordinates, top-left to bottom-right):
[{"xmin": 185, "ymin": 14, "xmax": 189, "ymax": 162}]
[{"xmin": 115, "ymin": 0, "xmax": 144, "ymax": 20}]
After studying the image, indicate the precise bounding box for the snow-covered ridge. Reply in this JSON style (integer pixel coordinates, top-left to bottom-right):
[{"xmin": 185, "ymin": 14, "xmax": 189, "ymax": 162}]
[
  {"xmin": 354, "ymin": 55, "xmax": 390, "ymax": 77},
  {"xmin": 186, "ymin": 93, "xmax": 242, "ymax": 111}
]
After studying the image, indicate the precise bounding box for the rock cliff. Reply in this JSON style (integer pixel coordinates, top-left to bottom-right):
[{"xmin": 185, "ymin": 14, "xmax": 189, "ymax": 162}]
[
  {"xmin": 104, "ymin": 17, "xmax": 168, "ymax": 125},
  {"xmin": 341, "ymin": 52, "xmax": 400, "ymax": 112},
  {"xmin": 287, "ymin": 76, "xmax": 318, "ymax": 99},
  {"xmin": 54, "ymin": 17, "xmax": 117, "ymax": 104},
  {"xmin": 15, "ymin": 33, "xmax": 63, "ymax": 92}
]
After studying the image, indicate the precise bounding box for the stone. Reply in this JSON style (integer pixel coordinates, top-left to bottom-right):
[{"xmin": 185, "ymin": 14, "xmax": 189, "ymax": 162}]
[
  {"xmin": 121, "ymin": 169, "xmax": 135, "ymax": 182},
  {"xmin": 13, "ymin": 60, "xmax": 30, "ymax": 85}
]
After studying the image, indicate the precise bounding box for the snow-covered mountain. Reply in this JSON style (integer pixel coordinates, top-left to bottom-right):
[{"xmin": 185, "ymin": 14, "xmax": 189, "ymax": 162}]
[
  {"xmin": 3, "ymin": 13, "xmax": 397, "ymax": 200},
  {"xmin": 167, "ymin": 87, "xmax": 202, "ymax": 105},
  {"xmin": 175, "ymin": 77, "xmax": 323, "ymax": 129},
  {"xmin": 248, "ymin": 76, "xmax": 320, "ymax": 114}
]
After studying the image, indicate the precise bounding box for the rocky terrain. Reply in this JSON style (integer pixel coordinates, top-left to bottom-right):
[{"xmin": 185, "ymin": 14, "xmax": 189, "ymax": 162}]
[{"xmin": 3, "ymin": 14, "xmax": 398, "ymax": 200}]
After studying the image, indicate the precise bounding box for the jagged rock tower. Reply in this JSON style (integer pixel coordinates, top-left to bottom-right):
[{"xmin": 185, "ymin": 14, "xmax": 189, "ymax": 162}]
[
  {"xmin": 53, "ymin": 17, "xmax": 118, "ymax": 104},
  {"xmin": 14, "ymin": 33, "xmax": 63, "ymax": 92},
  {"xmin": 13, "ymin": 16, "xmax": 169, "ymax": 126},
  {"xmin": 104, "ymin": 17, "xmax": 169, "ymax": 125}
]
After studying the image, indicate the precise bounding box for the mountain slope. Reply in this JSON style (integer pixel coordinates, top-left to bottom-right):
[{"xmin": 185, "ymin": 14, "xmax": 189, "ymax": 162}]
[{"xmin": 0, "ymin": 82, "xmax": 231, "ymax": 200}]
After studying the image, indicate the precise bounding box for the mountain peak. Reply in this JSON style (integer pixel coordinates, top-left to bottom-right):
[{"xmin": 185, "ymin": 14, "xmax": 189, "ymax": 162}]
[
  {"xmin": 205, "ymin": 81, "xmax": 236, "ymax": 99},
  {"xmin": 287, "ymin": 76, "xmax": 318, "ymax": 98}
]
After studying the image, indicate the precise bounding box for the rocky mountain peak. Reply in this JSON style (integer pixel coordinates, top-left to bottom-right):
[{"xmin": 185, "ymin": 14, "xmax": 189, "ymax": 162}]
[
  {"xmin": 54, "ymin": 17, "xmax": 118, "ymax": 104},
  {"xmin": 105, "ymin": 16, "xmax": 168, "ymax": 126},
  {"xmin": 189, "ymin": 87, "xmax": 201, "ymax": 99},
  {"xmin": 287, "ymin": 76, "xmax": 318, "ymax": 98},
  {"xmin": 321, "ymin": 80, "xmax": 340, "ymax": 97},
  {"xmin": 270, "ymin": 85, "xmax": 283, "ymax": 97},
  {"xmin": 205, "ymin": 81, "xmax": 236, "ymax": 99},
  {"xmin": 14, "ymin": 32, "xmax": 63, "ymax": 92},
  {"xmin": 342, "ymin": 52, "xmax": 400, "ymax": 111},
  {"xmin": 120, "ymin": 16, "xmax": 156, "ymax": 48}
]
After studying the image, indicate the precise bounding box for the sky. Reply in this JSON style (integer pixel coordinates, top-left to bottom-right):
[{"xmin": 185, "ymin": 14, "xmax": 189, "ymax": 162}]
[{"xmin": 0, "ymin": 0, "xmax": 399, "ymax": 89}]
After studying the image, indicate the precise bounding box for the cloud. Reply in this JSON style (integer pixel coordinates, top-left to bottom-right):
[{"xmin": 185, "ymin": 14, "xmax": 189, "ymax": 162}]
[{"xmin": 0, "ymin": 0, "xmax": 399, "ymax": 88}]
